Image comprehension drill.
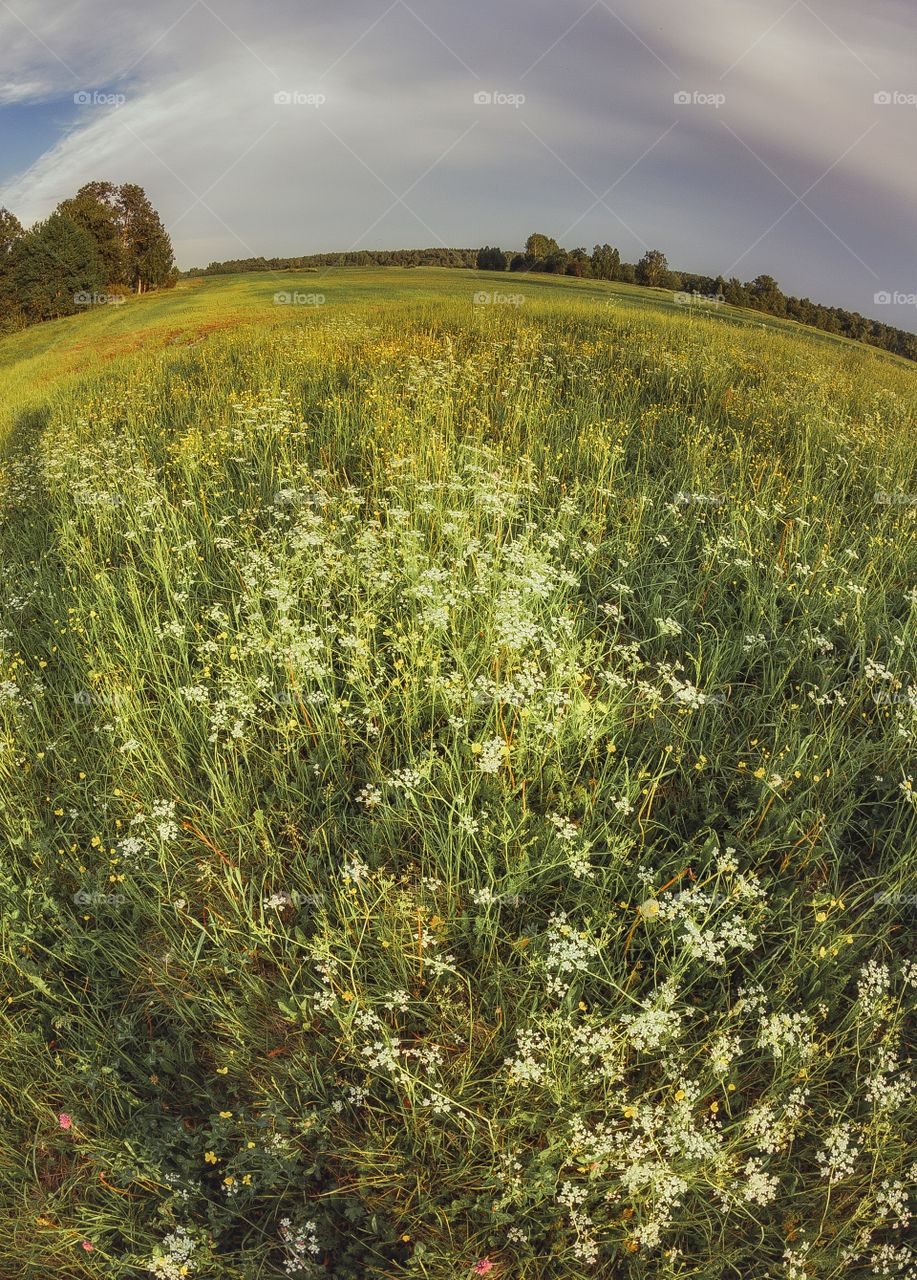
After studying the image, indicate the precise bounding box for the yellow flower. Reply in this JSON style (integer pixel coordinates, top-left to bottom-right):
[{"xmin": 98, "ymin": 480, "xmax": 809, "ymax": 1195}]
[
  {"xmin": 709, "ymin": 1101, "xmax": 719, "ymax": 1114},
  {"xmin": 216, "ymin": 1067, "xmax": 228, "ymax": 1075},
  {"xmin": 623, "ymin": 1105, "xmax": 636, "ymax": 1118},
  {"xmin": 219, "ymin": 1111, "xmax": 232, "ymax": 1119},
  {"xmin": 204, "ymin": 1151, "xmax": 217, "ymax": 1164},
  {"xmin": 223, "ymin": 1176, "xmax": 235, "ymax": 1186},
  {"xmin": 815, "ymin": 911, "xmax": 827, "ymax": 923},
  {"xmin": 674, "ymin": 1089, "xmax": 685, "ymax": 1101}
]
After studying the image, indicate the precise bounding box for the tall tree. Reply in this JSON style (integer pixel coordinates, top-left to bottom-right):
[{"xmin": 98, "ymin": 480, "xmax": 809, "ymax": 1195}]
[
  {"xmin": 117, "ymin": 183, "xmax": 174, "ymax": 293},
  {"xmin": 591, "ymin": 243, "xmax": 620, "ymax": 280},
  {"xmin": 525, "ymin": 233, "xmax": 560, "ymax": 263},
  {"xmin": 57, "ymin": 182, "xmax": 124, "ymax": 284},
  {"xmin": 476, "ymin": 246, "xmax": 506, "ymax": 271},
  {"xmin": 635, "ymin": 249, "xmax": 668, "ymax": 288},
  {"xmin": 0, "ymin": 207, "xmax": 23, "ymax": 257}
]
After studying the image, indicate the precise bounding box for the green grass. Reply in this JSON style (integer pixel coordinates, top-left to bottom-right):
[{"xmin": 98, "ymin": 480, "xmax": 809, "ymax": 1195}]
[{"xmin": 0, "ymin": 270, "xmax": 915, "ymax": 1279}]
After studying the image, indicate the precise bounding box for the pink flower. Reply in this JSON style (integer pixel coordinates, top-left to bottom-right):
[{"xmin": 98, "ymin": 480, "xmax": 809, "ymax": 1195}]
[
  {"xmin": 81, "ymin": 1241, "xmax": 93, "ymax": 1251},
  {"xmin": 473, "ymin": 1262, "xmax": 494, "ymax": 1276},
  {"xmin": 58, "ymin": 1113, "xmax": 72, "ymax": 1130}
]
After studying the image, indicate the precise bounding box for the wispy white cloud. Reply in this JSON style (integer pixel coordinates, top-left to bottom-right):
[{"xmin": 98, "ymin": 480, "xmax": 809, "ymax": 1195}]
[{"xmin": 0, "ymin": 0, "xmax": 915, "ymax": 325}]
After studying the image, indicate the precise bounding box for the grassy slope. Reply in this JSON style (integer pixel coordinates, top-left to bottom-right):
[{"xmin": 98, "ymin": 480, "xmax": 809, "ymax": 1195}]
[
  {"xmin": 0, "ymin": 272, "xmax": 915, "ymax": 1279},
  {"xmin": 1, "ymin": 268, "xmax": 910, "ymax": 443}
]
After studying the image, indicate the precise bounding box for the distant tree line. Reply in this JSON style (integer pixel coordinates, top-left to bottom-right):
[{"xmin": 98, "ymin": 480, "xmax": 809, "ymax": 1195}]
[
  {"xmin": 0, "ymin": 182, "xmax": 174, "ymax": 334},
  {"xmin": 185, "ymin": 247, "xmax": 480, "ymax": 274},
  {"xmin": 186, "ymin": 233, "xmax": 916, "ymax": 363},
  {"xmin": 494, "ymin": 235, "xmax": 917, "ymax": 363}
]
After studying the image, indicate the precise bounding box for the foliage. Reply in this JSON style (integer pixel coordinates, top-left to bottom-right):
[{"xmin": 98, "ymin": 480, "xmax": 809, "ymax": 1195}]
[{"xmin": 0, "ymin": 268, "xmax": 915, "ymax": 1278}]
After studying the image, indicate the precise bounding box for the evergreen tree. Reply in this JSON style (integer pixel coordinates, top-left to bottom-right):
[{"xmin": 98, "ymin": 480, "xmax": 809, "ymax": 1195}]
[
  {"xmin": 117, "ymin": 183, "xmax": 174, "ymax": 293},
  {"xmin": 8, "ymin": 213, "xmax": 104, "ymax": 322}
]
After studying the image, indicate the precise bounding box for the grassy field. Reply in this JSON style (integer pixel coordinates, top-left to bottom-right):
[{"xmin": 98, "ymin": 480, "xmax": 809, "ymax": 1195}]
[{"xmin": 0, "ymin": 269, "xmax": 915, "ymax": 1278}]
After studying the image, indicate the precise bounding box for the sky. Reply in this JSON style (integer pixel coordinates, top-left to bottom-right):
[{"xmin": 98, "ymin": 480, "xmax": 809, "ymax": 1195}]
[{"xmin": 1, "ymin": 0, "xmax": 916, "ymax": 329}]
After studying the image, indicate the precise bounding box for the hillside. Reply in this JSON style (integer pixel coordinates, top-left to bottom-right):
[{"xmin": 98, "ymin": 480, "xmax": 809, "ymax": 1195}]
[{"xmin": 0, "ymin": 271, "xmax": 915, "ymax": 1279}]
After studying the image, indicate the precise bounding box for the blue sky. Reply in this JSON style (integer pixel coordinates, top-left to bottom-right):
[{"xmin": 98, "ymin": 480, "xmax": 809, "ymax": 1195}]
[{"xmin": 1, "ymin": 0, "xmax": 916, "ymax": 329}]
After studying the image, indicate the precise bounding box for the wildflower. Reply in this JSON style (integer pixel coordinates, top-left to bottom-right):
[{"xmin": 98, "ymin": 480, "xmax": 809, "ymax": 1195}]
[
  {"xmin": 204, "ymin": 1151, "xmax": 218, "ymax": 1164},
  {"xmin": 473, "ymin": 1261, "xmax": 495, "ymax": 1276},
  {"xmin": 58, "ymin": 1113, "xmax": 72, "ymax": 1130}
]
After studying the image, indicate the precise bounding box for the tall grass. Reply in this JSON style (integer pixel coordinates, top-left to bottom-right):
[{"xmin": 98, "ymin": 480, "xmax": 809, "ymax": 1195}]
[{"xmin": 0, "ymin": 278, "xmax": 914, "ymax": 1278}]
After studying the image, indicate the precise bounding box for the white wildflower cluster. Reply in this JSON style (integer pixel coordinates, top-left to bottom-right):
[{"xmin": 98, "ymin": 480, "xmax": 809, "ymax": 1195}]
[
  {"xmin": 869, "ymin": 1242, "xmax": 917, "ymax": 1278},
  {"xmin": 557, "ymin": 1182, "xmax": 598, "ymax": 1264},
  {"xmin": 815, "ymin": 1120, "xmax": 860, "ymax": 1180},
  {"xmin": 475, "ymin": 736, "xmax": 507, "ymax": 775},
  {"xmin": 757, "ymin": 1010, "xmax": 816, "ymax": 1060},
  {"xmin": 548, "ymin": 812, "xmax": 594, "ymax": 879},
  {"xmin": 656, "ymin": 884, "xmax": 761, "ymax": 966},
  {"xmin": 620, "ymin": 1162, "xmax": 689, "ymax": 1250},
  {"xmin": 741, "ymin": 1156, "xmax": 780, "ymax": 1206},
  {"xmin": 505, "ymin": 1027, "xmax": 550, "ymax": 1085},
  {"xmin": 147, "ymin": 1227, "xmax": 197, "ymax": 1279},
  {"xmin": 864, "ymin": 1044, "xmax": 913, "ymax": 1112},
  {"xmin": 279, "ymin": 1216, "xmax": 320, "ymax": 1275},
  {"xmin": 875, "ymin": 1177, "xmax": 912, "ymax": 1229},
  {"xmin": 858, "ymin": 957, "xmax": 892, "ymax": 1017},
  {"xmin": 543, "ymin": 912, "xmax": 599, "ymax": 998},
  {"xmin": 655, "ymin": 616, "xmax": 683, "ymax": 637},
  {"xmin": 620, "ymin": 981, "xmax": 685, "ymax": 1052}
]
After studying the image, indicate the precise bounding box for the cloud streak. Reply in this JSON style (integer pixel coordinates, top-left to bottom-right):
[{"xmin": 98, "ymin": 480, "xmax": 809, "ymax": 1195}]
[{"xmin": 1, "ymin": 0, "xmax": 915, "ymax": 326}]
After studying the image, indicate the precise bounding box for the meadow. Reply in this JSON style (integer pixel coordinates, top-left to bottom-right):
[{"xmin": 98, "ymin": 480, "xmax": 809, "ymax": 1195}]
[{"xmin": 0, "ymin": 268, "xmax": 914, "ymax": 1278}]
